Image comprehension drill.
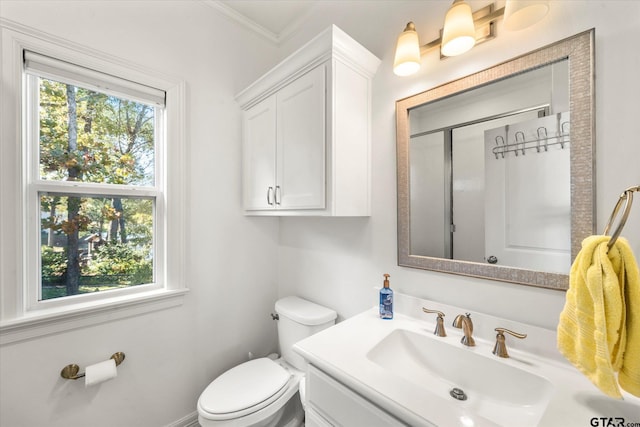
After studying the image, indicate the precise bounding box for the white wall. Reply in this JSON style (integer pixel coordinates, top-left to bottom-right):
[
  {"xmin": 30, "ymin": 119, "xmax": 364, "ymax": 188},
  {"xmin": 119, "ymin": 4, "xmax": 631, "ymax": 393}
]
[
  {"xmin": 0, "ymin": 1, "xmax": 282, "ymax": 426},
  {"xmin": 276, "ymin": 0, "xmax": 640, "ymax": 327},
  {"xmin": 1, "ymin": 1, "xmax": 639, "ymax": 426}
]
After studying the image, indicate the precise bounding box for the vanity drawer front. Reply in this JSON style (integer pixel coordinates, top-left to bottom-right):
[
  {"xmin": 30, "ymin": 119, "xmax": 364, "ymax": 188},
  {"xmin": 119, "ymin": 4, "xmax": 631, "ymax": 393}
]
[{"xmin": 307, "ymin": 365, "xmax": 407, "ymax": 427}]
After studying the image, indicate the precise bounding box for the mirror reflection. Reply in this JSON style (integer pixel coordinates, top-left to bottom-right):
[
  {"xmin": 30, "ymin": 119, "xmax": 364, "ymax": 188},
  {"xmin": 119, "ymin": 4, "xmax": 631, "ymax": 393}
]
[
  {"xmin": 409, "ymin": 61, "xmax": 571, "ymax": 274},
  {"xmin": 396, "ymin": 30, "xmax": 595, "ymax": 290}
]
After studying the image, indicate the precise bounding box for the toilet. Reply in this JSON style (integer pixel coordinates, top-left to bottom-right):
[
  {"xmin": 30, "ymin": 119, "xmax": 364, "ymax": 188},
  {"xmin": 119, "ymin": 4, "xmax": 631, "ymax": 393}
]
[{"xmin": 197, "ymin": 296, "xmax": 337, "ymax": 427}]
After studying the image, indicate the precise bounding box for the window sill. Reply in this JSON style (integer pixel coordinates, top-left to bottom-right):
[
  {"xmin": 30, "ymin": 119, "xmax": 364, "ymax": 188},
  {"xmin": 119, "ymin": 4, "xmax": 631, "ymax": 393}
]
[{"xmin": 0, "ymin": 288, "xmax": 188, "ymax": 345}]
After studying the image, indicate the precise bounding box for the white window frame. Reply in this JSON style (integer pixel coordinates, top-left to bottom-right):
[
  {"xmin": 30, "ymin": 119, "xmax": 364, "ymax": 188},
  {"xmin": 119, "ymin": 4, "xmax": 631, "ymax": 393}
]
[
  {"xmin": 0, "ymin": 20, "xmax": 188, "ymax": 345},
  {"xmin": 24, "ymin": 52, "xmax": 166, "ymax": 310}
]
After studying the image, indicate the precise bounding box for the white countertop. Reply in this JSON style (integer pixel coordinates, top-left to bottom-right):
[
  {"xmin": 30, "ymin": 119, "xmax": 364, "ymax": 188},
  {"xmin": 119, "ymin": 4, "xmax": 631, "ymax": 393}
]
[{"xmin": 293, "ymin": 293, "xmax": 640, "ymax": 427}]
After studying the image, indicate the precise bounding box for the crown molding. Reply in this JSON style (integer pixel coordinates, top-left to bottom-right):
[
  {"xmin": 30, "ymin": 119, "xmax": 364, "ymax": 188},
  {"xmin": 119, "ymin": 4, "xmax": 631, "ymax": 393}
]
[{"xmin": 202, "ymin": 0, "xmax": 314, "ymax": 45}]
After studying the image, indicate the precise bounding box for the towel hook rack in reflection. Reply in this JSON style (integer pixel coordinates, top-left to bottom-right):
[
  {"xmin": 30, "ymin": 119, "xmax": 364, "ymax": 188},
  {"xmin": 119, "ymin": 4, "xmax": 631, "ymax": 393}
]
[{"xmin": 603, "ymin": 185, "xmax": 640, "ymax": 251}]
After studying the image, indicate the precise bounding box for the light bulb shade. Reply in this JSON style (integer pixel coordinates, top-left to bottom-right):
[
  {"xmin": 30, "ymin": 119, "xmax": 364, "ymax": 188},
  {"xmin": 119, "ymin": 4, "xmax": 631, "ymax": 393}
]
[
  {"xmin": 441, "ymin": 0, "xmax": 476, "ymax": 57},
  {"xmin": 393, "ymin": 22, "xmax": 421, "ymax": 76},
  {"xmin": 504, "ymin": 0, "xmax": 549, "ymax": 31}
]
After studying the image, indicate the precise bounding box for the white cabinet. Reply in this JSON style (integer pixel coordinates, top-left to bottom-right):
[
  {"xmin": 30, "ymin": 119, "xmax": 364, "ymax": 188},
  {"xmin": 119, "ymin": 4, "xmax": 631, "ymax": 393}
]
[
  {"xmin": 237, "ymin": 25, "xmax": 380, "ymax": 216},
  {"xmin": 243, "ymin": 68, "xmax": 324, "ymax": 210},
  {"xmin": 305, "ymin": 365, "xmax": 408, "ymax": 427},
  {"xmin": 243, "ymin": 96, "xmax": 276, "ymax": 210}
]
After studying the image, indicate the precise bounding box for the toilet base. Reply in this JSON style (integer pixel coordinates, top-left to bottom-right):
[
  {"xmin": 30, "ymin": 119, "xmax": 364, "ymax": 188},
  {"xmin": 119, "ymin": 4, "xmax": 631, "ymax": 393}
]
[{"xmin": 272, "ymin": 391, "xmax": 304, "ymax": 427}]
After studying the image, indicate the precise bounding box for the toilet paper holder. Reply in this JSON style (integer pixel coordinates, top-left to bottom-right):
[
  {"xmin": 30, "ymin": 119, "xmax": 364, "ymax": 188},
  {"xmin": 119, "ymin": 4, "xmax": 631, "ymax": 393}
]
[{"xmin": 60, "ymin": 352, "xmax": 125, "ymax": 380}]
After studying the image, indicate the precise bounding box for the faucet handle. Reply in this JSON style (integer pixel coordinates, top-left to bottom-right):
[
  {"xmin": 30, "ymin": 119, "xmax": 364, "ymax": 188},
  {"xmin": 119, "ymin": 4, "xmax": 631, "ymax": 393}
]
[
  {"xmin": 493, "ymin": 327, "xmax": 527, "ymax": 358},
  {"xmin": 422, "ymin": 308, "xmax": 447, "ymax": 337}
]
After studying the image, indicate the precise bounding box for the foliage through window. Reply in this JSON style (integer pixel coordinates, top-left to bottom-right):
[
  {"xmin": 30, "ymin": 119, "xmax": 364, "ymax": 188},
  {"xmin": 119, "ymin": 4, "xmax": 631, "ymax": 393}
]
[{"xmin": 25, "ymin": 53, "xmax": 165, "ymax": 302}]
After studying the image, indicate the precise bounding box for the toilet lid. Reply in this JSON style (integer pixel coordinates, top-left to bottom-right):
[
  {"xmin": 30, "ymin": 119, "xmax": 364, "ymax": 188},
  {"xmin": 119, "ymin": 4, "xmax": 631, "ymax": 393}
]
[{"xmin": 199, "ymin": 358, "xmax": 291, "ymax": 415}]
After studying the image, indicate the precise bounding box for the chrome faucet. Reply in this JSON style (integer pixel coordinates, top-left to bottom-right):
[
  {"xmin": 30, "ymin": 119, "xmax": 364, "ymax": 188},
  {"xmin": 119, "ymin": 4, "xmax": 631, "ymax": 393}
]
[{"xmin": 452, "ymin": 313, "xmax": 475, "ymax": 346}]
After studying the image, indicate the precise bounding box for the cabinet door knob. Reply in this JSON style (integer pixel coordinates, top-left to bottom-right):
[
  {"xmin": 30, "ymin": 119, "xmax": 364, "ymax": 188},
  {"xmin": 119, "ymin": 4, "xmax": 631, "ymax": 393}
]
[
  {"xmin": 267, "ymin": 187, "xmax": 274, "ymax": 205},
  {"xmin": 275, "ymin": 186, "xmax": 281, "ymax": 205}
]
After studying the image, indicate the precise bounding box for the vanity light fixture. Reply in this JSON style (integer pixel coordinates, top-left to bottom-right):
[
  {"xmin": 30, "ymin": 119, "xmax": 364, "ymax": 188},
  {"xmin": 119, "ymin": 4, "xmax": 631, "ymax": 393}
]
[
  {"xmin": 393, "ymin": 0, "xmax": 550, "ymax": 76},
  {"xmin": 393, "ymin": 22, "xmax": 421, "ymax": 76},
  {"xmin": 503, "ymin": 0, "xmax": 550, "ymax": 31},
  {"xmin": 441, "ymin": 0, "xmax": 476, "ymax": 57}
]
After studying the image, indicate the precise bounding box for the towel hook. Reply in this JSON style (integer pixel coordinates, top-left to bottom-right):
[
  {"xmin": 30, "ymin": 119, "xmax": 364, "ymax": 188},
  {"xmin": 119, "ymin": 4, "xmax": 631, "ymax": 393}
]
[
  {"xmin": 560, "ymin": 121, "xmax": 570, "ymax": 149},
  {"xmin": 536, "ymin": 127, "xmax": 547, "ymax": 152},
  {"xmin": 493, "ymin": 135, "xmax": 506, "ymax": 159},
  {"xmin": 603, "ymin": 185, "xmax": 640, "ymax": 251},
  {"xmin": 515, "ymin": 131, "xmax": 526, "ymax": 156}
]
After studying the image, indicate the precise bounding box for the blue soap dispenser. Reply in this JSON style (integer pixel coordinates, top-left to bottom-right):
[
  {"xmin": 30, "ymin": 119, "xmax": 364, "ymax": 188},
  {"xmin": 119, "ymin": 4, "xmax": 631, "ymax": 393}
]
[{"xmin": 379, "ymin": 273, "xmax": 393, "ymax": 319}]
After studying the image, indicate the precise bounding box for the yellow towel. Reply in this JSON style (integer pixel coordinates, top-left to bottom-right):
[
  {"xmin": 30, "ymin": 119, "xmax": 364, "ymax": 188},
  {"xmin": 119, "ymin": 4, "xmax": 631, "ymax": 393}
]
[{"xmin": 557, "ymin": 235, "xmax": 640, "ymax": 398}]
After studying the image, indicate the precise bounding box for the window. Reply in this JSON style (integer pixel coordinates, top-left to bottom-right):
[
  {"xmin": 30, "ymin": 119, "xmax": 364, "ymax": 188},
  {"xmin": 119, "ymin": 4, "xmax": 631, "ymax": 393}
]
[
  {"xmin": 24, "ymin": 52, "xmax": 165, "ymax": 308},
  {"xmin": 0, "ymin": 23, "xmax": 186, "ymax": 343}
]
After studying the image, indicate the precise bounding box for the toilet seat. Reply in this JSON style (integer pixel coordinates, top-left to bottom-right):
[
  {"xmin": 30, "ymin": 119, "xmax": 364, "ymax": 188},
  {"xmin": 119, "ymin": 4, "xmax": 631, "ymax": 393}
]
[{"xmin": 198, "ymin": 358, "xmax": 292, "ymax": 421}]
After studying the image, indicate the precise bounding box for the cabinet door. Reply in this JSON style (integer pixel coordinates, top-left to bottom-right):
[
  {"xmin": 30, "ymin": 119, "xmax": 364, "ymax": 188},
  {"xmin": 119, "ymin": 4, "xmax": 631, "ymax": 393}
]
[
  {"xmin": 276, "ymin": 65, "xmax": 326, "ymax": 210},
  {"xmin": 243, "ymin": 95, "xmax": 277, "ymax": 210}
]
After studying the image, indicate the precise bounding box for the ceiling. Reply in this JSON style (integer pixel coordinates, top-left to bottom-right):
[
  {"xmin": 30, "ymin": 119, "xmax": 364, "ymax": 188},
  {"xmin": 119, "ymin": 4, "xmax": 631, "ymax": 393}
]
[{"xmin": 206, "ymin": 0, "xmax": 320, "ymax": 44}]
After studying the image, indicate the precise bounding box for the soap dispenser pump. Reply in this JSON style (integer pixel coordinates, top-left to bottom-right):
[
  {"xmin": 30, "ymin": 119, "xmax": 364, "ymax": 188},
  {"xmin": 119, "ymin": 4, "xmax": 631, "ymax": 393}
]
[{"xmin": 379, "ymin": 273, "xmax": 394, "ymax": 319}]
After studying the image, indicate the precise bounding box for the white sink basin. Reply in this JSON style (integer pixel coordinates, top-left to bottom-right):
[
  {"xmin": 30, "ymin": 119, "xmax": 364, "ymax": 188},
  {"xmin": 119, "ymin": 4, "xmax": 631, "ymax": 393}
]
[{"xmin": 367, "ymin": 329, "xmax": 554, "ymax": 427}]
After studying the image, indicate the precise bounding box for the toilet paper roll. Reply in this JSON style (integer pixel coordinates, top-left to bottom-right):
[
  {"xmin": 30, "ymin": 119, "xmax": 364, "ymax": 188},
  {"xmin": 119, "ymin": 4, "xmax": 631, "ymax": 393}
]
[{"xmin": 85, "ymin": 358, "xmax": 117, "ymax": 387}]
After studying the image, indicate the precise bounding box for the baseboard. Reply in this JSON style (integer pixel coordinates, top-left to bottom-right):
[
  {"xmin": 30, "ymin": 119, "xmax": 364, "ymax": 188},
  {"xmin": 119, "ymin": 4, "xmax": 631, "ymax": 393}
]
[{"xmin": 165, "ymin": 411, "xmax": 199, "ymax": 427}]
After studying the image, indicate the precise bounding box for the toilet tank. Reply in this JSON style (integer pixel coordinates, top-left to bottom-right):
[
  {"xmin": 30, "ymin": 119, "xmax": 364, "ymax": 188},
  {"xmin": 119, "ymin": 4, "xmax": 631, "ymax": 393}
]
[{"xmin": 275, "ymin": 296, "xmax": 337, "ymax": 371}]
